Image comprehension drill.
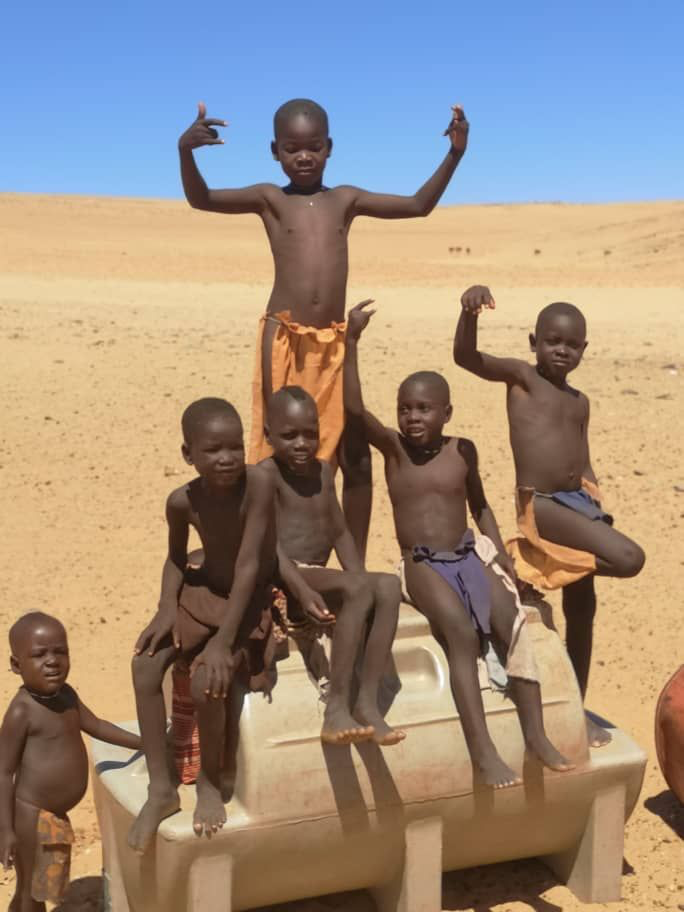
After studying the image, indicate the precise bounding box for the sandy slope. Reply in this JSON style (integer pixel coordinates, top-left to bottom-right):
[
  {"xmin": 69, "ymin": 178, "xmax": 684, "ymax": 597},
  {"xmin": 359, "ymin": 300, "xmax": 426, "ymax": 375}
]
[{"xmin": 0, "ymin": 194, "xmax": 682, "ymax": 911}]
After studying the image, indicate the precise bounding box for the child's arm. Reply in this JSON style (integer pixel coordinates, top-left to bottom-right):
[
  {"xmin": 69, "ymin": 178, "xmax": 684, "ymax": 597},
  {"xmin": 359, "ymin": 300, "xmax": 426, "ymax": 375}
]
[
  {"xmin": 0, "ymin": 701, "xmax": 28, "ymax": 869},
  {"xmin": 350, "ymin": 106, "xmax": 468, "ymax": 219},
  {"xmin": 454, "ymin": 285, "xmax": 532, "ymax": 386},
  {"xmin": 178, "ymin": 102, "xmax": 270, "ymax": 214},
  {"xmin": 191, "ymin": 466, "xmax": 275, "ymax": 698},
  {"xmin": 327, "ymin": 473, "xmax": 365, "ymax": 573},
  {"xmin": 77, "ymin": 697, "xmax": 142, "ymax": 751},
  {"xmin": 276, "ymin": 546, "xmax": 335, "ymax": 626},
  {"xmin": 344, "ymin": 301, "xmax": 398, "ymax": 455},
  {"xmin": 581, "ymin": 397, "xmax": 598, "ymax": 485},
  {"xmin": 460, "ymin": 439, "xmax": 517, "ymax": 580},
  {"xmin": 134, "ymin": 490, "xmax": 189, "ymax": 656}
]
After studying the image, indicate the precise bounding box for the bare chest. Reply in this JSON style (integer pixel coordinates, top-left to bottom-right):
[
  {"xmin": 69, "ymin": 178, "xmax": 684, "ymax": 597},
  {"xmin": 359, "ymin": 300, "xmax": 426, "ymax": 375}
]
[
  {"xmin": 511, "ymin": 383, "xmax": 587, "ymax": 433},
  {"xmin": 388, "ymin": 447, "xmax": 468, "ymax": 503},
  {"xmin": 271, "ymin": 193, "xmax": 349, "ymax": 242}
]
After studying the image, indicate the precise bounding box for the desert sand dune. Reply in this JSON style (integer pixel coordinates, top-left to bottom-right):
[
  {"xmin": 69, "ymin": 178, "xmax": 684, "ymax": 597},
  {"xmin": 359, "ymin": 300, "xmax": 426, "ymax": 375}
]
[{"xmin": 0, "ymin": 193, "xmax": 682, "ymax": 910}]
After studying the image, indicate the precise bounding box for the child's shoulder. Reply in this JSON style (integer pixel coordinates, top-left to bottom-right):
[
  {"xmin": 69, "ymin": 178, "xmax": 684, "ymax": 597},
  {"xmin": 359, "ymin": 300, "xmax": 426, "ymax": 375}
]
[
  {"xmin": 245, "ymin": 462, "xmax": 278, "ymax": 497},
  {"xmin": 166, "ymin": 480, "xmax": 196, "ymax": 514}
]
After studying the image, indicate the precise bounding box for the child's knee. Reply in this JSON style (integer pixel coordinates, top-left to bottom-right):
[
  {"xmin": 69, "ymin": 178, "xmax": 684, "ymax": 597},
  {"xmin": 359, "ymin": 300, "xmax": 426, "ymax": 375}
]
[
  {"xmin": 373, "ymin": 573, "xmax": 402, "ymax": 606},
  {"xmin": 445, "ymin": 619, "xmax": 480, "ymax": 657},
  {"xmin": 131, "ymin": 653, "xmax": 165, "ymax": 694},
  {"xmin": 342, "ymin": 572, "xmax": 373, "ymax": 606},
  {"xmin": 618, "ymin": 541, "xmax": 645, "ymax": 577}
]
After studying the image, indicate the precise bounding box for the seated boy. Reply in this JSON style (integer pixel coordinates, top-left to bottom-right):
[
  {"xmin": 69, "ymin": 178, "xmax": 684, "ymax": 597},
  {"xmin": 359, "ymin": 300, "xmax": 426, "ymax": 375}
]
[
  {"xmin": 260, "ymin": 386, "xmax": 405, "ymax": 746},
  {"xmin": 128, "ymin": 398, "xmax": 278, "ymax": 853},
  {"xmin": 345, "ymin": 301, "xmax": 572, "ymax": 787},
  {"xmin": 453, "ymin": 285, "xmax": 645, "ymax": 746},
  {"xmin": 0, "ymin": 613, "xmax": 141, "ymax": 911},
  {"xmin": 178, "ymin": 97, "xmax": 469, "ymax": 557}
]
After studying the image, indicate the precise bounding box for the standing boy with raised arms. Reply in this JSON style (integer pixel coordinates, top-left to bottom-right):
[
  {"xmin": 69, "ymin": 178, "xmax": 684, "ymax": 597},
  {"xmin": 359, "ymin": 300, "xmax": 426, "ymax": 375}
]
[
  {"xmin": 178, "ymin": 97, "xmax": 468, "ymax": 557},
  {"xmin": 453, "ymin": 285, "xmax": 645, "ymax": 747}
]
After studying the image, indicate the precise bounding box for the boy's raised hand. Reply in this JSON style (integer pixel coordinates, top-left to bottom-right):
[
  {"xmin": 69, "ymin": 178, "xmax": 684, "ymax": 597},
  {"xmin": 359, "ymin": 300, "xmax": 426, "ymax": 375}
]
[
  {"xmin": 443, "ymin": 104, "xmax": 469, "ymax": 154},
  {"xmin": 178, "ymin": 101, "xmax": 228, "ymax": 151},
  {"xmin": 346, "ymin": 299, "xmax": 376, "ymax": 341},
  {"xmin": 461, "ymin": 285, "xmax": 495, "ymax": 315}
]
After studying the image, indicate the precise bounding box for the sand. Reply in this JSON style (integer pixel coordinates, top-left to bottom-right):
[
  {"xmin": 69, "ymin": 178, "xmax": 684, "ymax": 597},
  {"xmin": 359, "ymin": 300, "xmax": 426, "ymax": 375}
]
[{"xmin": 0, "ymin": 193, "xmax": 682, "ymax": 910}]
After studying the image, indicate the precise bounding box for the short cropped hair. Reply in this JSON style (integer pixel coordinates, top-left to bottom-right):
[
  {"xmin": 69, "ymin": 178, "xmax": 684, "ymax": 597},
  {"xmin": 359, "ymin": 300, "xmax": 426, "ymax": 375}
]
[
  {"xmin": 9, "ymin": 612, "xmax": 65, "ymax": 653},
  {"xmin": 274, "ymin": 99, "xmax": 329, "ymax": 137},
  {"xmin": 535, "ymin": 302, "xmax": 586, "ymax": 337},
  {"xmin": 181, "ymin": 398, "xmax": 241, "ymax": 444},
  {"xmin": 267, "ymin": 385, "xmax": 316, "ymax": 421},
  {"xmin": 398, "ymin": 371, "xmax": 451, "ymax": 403}
]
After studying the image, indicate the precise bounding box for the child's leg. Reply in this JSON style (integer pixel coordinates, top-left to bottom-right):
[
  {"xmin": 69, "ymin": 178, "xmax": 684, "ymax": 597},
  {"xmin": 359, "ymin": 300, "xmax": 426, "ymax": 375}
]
[
  {"xmin": 190, "ymin": 663, "xmax": 229, "ymax": 837},
  {"xmin": 562, "ymin": 575, "xmax": 610, "ymax": 747},
  {"xmin": 128, "ymin": 641, "xmax": 180, "ymax": 853},
  {"xmin": 352, "ymin": 572, "xmax": 406, "ymax": 745},
  {"xmin": 404, "ymin": 560, "xmax": 521, "ymax": 788},
  {"xmin": 219, "ymin": 681, "xmax": 247, "ymax": 802},
  {"xmin": 338, "ymin": 414, "xmax": 372, "ymax": 562},
  {"xmin": 533, "ymin": 498, "xmax": 645, "ymax": 577},
  {"xmin": 11, "ymin": 800, "xmax": 43, "ymax": 912},
  {"xmin": 485, "ymin": 567, "xmax": 573, "ymax": 772},
  {"xmin": 295, "ymin": 566, "xmax": 375, "ymax": 744}
]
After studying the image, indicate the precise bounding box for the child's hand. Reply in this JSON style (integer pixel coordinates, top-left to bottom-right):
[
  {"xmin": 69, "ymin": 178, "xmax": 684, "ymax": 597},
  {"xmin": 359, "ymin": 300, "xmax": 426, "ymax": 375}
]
[
  {"xmin": 0, "ymin": 829, "xmax": 16, "ymax": 870},
  {"xmin": 178, "ymin": 102, "xmax": 228, "ymax": 151},
  {"xmin": 496, "ymin": 552, "xmax": 517, "ymax": 585},
  {"xmin": 346, "ymin": 299, "xmax": 376, "ymax": 341},
  {"xmin": 461, "ymin": 285, "xmax": 495, "ymax": 315},
  {"xmin": 302, "ymin": 590, "xmax": 335, "ymax": 626},
  {"xmin": 134, "ymin": 607, "xmax": 179, "ymax": 656},
  {"xmin": 443, "ymin": 105, "xmax": 469, "ymax": 154},
  {"xmin": 191, "ymin": 640, "xmax": 235, "ymax": 699}
]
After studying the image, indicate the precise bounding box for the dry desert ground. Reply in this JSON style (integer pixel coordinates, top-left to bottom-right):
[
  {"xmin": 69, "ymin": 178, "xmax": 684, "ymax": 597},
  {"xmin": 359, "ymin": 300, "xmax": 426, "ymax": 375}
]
[{"xmin": 1, "ymin": 194, "xmax": 683, "ymax": 910}]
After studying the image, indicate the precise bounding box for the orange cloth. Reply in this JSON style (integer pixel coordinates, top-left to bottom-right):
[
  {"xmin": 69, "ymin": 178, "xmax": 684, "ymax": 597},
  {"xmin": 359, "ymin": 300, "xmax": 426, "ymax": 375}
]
[
  {"xmin": 506, "ymin": 479, "xmax": 603, "ymax": 590},
  {"xmin": 249, "ymin": 311, "xmax": 346, "ymax": 464},
  {"xmin": 31, "ymin": 809, "xmax": 74, "ymax": 904}
]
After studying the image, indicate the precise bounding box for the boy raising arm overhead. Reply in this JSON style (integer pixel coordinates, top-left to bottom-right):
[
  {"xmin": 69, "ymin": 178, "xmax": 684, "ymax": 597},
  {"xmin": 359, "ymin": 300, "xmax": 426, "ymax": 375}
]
[
  {"xmin": 344, "ymin": 301, "xmax": 572, "ymax": 787},
  {"xmin": 453, "ymin": 285, "xmax": 645, "ymax": 747},
  {"xmin": 178, "ymin": 98, "xmax": 468, "ymax": 558}
]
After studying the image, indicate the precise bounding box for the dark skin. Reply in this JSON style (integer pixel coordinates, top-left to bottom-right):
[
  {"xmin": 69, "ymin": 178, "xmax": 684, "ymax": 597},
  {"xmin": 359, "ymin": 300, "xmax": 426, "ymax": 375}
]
[
  {"xmin": 262, "ymin": 395, "xmax": 405, "ymax": 746},
  {"xmin": 345, "ymin": 302, "xmax": 573, "ymax": 787},
  {"xmin": 454, "ymin": 285, "xmax": 646, "ymax": 747},
  {"xmin": 128, "ymin": 413, "xmax": 277, "ymax": 853},
  {"xmin": 178, "ymin": 101, "xmax": 469, "ymax": 558},
  {"xmin": 0, "ymin": 616, "xmax": 140, "ymax": 912}
]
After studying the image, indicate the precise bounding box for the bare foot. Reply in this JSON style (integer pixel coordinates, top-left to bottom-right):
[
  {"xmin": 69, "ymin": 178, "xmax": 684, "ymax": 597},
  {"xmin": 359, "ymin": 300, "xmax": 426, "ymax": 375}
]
[
  {"xmin": 353, "ymin": 698, "xmax": 406, "ymax": 747},
  {"xmin": 525, "ymin": 734, "xmax": 575, "ymax": 771},
  {"xmin": 586, "ymin": 714, "xmax": 612, "ymax": 748},
  {"xmin": 475, "ymin": 753, "xmax": 522, "ymax": 789},
  {"xmin": 127, "ymin": 787, "xmax": 180, "ymax": 854},
  {"xmin": 193, "ymin": 772, "xmax": 227, "ymax": 837},
  {"xmin": 321, "ymin": 703, "xmax": 374, "ymax": 745}
]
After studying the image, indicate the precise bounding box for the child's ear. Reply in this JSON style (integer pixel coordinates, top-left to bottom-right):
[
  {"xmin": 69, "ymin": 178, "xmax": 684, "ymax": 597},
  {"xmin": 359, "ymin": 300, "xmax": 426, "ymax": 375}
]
[
  {"xmin": 10, "ymin": 654, "xmax": 20, "ymax": 675},
  {"xmin": 327, "ymin": 137, "xmax": 333, "ymax": 157},
  {"xmin": 271, "ymin": 140, "xmax": 279, "ymax": 161},
  {"xmin": 445, "ymin": 404, "xmax": 453, "ymax": 423},
  {"xmin": 529, "ymin": 332, "xmax": 536, "ymax": 352},
  {"xmin": 263, "ymin": 423, "xmax": 272, "ymax": 445},
  {"xmin": 181, "ymin": 443, "xmax": 193, "ymax": 466}
]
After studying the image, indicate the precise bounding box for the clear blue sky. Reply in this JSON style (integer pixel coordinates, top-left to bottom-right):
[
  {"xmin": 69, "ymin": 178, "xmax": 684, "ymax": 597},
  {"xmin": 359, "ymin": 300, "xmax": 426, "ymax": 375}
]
[{"xmin": 2, "ymin": 0, "xmax": 682, "ymax": 203}]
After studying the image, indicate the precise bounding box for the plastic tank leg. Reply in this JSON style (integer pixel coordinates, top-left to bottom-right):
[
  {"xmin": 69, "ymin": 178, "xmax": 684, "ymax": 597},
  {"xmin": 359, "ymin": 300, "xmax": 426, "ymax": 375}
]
[
  {"xmin": 541, "ymin": 782, "xmax": 626, "ymax": 902},
  {"xmin": 370, "ymin": 816, "xmax": 443, "ymax": 912},
  {"xmin": 187, "ymin": 854, "xmax": 233, "ymax": 912}
]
